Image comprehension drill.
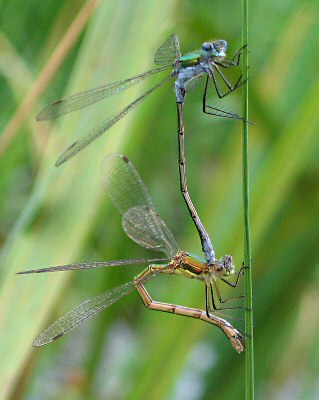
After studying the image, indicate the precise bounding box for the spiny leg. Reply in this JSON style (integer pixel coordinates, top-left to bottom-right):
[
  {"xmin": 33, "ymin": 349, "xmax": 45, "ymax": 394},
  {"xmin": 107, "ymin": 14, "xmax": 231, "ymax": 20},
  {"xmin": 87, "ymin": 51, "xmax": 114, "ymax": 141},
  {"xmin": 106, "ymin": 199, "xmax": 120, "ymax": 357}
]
[
  {"xmin": 206, "ymin": 66, "xmax": 245, "ymax": 100},
  {"xmin": 216, "ymin": 45, "xmax": 247, "ymax": 68},
  {"xmin": 214, "ymin": 63, "xmax": 242, "ymax": 93},
  {"xmin": 221, "ymin": 266, "xmax": 245, "ymax": 288},
  {"xmin": 215, "ymin": 63, "xmax": 246, "ymax": 96},
  {"xmin": 202, "ymin": 74, "xmax": 253, "ymax": 124},
  {"xmin": 211, "ymin": 279, "xmax": 246, "ymax": 310},
  {"xmin": 205, "ymin": 283, "xmax": 245, "ymax": 321},
  {"xmin": 202, "ymin": 76, "xmax": 243, "ymax": 120}
]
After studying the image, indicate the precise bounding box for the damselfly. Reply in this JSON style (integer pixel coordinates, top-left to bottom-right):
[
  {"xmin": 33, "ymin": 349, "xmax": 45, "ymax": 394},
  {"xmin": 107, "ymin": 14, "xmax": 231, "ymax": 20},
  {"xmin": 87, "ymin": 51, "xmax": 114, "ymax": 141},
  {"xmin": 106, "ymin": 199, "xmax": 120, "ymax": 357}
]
[
  {"xmin": 18, "ymin": 154, "xmax": 245, "ymax": 352},
  {"xmin": 37, "ymin": 35, "xmax": 245, "ymax": 167}
]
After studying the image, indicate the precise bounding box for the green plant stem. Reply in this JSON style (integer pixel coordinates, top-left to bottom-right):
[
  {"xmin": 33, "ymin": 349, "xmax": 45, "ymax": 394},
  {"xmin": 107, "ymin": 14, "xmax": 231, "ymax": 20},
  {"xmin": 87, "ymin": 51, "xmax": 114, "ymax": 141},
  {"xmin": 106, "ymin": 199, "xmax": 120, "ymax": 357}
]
[{"xmin": 242, "ymin": 0, "xmax": 254, "ymax": 398}]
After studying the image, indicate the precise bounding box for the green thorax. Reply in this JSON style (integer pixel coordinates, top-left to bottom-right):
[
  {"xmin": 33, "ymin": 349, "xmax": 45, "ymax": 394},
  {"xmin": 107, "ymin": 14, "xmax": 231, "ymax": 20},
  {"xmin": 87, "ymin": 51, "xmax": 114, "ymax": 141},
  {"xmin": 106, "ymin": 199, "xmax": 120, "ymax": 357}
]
[
  {"xmin": 179, "ymin": 52, "xmax": 201, "ymax": 68},
  {"xmin": 176, "ymin": 252, "xmax": 208, "ymax": 279}
]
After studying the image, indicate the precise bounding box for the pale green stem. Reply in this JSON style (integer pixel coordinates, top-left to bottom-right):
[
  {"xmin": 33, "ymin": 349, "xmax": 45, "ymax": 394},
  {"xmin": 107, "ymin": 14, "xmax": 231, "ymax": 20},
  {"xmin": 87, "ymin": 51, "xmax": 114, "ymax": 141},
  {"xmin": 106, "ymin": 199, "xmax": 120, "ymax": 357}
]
[{"xmin": 242, "ymin": 0, "xmax": 255, "ymax": 398}]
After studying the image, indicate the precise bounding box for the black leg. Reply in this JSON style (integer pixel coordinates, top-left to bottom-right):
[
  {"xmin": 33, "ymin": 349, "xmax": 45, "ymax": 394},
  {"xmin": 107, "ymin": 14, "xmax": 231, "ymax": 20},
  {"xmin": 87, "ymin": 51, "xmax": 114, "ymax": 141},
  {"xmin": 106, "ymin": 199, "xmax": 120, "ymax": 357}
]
[
  {"xmin": 206, "ymin": 281, "xmax": 246, "ymax": 312},
  {"xmin": 202, "ymin": 76, "xmax": 244, "ymax": 120},
  {"xmin": 202, "ymin": 75, "xmax": 254, "ymax": 123},
  {"xmin": 213, "ymin": 64, "xmax": 245, "ymax": 98},
  {"xmin": 216, "ymin": 45, "xmax": 247, "ymax": 68},
  {"xmin": 221, "ymin": 266, "xmax": 245, "ymax": 288},
  {"xmin": 212, "ymin": 280, "xmax": 246, "ymax": 310}
]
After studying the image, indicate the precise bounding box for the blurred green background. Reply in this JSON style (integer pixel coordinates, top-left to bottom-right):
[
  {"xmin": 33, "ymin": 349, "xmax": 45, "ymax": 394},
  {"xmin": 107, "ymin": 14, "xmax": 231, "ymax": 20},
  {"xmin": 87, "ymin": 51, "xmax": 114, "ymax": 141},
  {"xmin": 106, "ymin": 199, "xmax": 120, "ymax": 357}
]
[{"xmin": 1, "ymin": 0, "xmax": 319, "ymax": 399}]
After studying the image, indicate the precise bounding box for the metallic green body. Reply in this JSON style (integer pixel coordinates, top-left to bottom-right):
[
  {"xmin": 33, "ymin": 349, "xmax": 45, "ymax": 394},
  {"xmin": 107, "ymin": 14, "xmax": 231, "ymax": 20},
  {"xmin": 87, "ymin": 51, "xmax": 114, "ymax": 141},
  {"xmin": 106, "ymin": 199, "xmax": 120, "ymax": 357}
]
[
  {"xmin": 179, "ymin": 52, "xmax": 201, "ymax": 68},
  {"xmin": 134, "ymin": 251, "xmax": 208, "ymax": 283}
]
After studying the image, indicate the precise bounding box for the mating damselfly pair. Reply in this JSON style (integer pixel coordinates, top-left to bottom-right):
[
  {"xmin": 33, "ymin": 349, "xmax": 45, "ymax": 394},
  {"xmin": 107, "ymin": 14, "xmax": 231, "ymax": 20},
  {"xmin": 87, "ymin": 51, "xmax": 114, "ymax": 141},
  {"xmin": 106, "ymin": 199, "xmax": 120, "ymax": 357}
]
[
  {"xmin": 19, "ymin": 34, "xmax": 248, "ymax": 351},
  {"xmin": 19, "ymin": 154, "xmax": 245, "ymax": 353},
  {"xmin": 38, "ymin": 34, "xmax": 247, "ymax": 264}
]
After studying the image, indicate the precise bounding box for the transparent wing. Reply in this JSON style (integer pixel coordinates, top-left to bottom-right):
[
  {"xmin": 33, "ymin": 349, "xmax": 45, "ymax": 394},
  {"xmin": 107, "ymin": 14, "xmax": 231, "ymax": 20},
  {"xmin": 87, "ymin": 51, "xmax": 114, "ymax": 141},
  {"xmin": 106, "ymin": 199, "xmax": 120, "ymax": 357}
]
[
  {"xmin": 101, "ymin": 154, "xmax": 179, "ymax": 258},
  {"xmin": 55, "ymin": 75, "xmax": 173, "ymax": 166},
  {"xmin": 17, "ymin": 257, "xmax": 170, "ymax": 274},
  {"xmin": 33, "ymin": 266, "xmax": 166, "ymax": 346},
  {"xmin": 37, "ymin": 35, "xmax": 180, "ymax": 121},
  {"xmin": 185, "ymin": 74, "xmax": 204, "ymax": 92},
  {"xmin": 33, "ymin": 281, "xmax": 136, "ymax": 346},
  {"xmin": 37, "ymin": 65, "xmax": 171, "ymax": 121},
  {"xmin": 154, "ymin": 34, "xmax": 181, "ymax": 66},
  {"xmin": 122, "ymin": 206, "xmax": 179, "ymax": 258}
]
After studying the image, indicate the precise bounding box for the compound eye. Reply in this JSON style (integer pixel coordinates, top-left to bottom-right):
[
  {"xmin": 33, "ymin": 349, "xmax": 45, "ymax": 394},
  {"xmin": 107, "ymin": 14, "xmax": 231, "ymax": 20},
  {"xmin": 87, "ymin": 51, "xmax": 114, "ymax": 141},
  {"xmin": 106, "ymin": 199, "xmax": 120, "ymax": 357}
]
[
  {"xmin": 214, "ymin": 40, "xmax": 228, "ymax": 53},
  {"xmin": 220, "ymin": 39, "xmax": 228, "ymax": 49},
  {"xmin": 201, "ymin": 42, "xmax": 213, "ymax": 52}
]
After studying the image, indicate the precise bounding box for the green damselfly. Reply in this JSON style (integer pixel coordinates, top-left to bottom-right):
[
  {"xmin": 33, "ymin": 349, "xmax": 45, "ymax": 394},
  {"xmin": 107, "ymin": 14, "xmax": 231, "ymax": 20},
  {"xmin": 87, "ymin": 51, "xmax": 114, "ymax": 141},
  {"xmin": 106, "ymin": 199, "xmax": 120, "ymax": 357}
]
[{"xmin": 38, "ymin": 35, "xmax": 245, "ymax": 167}]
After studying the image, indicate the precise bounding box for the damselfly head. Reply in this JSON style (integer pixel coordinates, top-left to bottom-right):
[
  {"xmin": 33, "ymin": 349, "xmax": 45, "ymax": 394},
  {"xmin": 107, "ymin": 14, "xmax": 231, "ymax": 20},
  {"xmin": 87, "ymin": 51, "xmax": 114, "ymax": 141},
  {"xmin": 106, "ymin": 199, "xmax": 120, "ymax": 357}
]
[
  {"xmin": 220, "ymin": 255, "xmax": 235, "ymax": 275},
  {"xmin": 201, "ymin": 39, "xmax": 227, "ymax": 59},
  {"xmin": 208, "ymin": 255, "xmax": 234, "ymax": 278}
]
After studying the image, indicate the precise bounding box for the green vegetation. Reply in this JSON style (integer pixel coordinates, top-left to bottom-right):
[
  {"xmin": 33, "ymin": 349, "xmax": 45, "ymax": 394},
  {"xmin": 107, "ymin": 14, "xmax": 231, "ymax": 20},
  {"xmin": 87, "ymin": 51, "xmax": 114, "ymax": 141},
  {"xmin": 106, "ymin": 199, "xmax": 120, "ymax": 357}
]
[{"xmin": 1, "ymin": 1, "xmax": 319, "ymax": 399}]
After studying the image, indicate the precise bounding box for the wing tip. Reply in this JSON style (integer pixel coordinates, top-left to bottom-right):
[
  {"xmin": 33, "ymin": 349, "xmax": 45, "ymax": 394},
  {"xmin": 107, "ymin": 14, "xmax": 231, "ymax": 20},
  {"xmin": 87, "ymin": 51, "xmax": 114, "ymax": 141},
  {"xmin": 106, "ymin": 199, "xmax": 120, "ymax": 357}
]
[
  {"xmin": 16, "ymin": 270, "xmax": 34, "ymax": 275},
  {"xmin": 122, "ymin": 155, "xmax": 130, "ymax": 164},
  {"xmin": 55, "ymin": 141, "xmax": 80, "ymax": 167},
  {"xmin": 33, "ymin": 332, "xmax": 63, "ymax": 347}
]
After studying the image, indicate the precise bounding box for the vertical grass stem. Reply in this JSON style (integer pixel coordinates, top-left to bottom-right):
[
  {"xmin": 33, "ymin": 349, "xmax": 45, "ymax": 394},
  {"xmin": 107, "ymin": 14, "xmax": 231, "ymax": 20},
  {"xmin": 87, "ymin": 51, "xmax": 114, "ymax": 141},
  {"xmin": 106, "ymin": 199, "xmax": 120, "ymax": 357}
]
[{"xmin": 242, "ymin": 0, "xmax": 254, "ymax": 398}]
